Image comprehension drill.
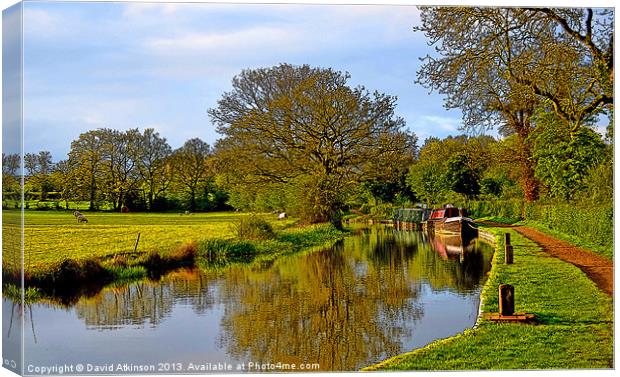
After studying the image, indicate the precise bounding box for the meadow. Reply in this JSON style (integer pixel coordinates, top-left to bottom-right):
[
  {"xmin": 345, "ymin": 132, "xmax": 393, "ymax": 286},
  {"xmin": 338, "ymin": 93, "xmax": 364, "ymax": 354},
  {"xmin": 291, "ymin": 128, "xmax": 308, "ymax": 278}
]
[{"xmin": 2, "ymin": 210, "xmax": 295, "ymax": 269}]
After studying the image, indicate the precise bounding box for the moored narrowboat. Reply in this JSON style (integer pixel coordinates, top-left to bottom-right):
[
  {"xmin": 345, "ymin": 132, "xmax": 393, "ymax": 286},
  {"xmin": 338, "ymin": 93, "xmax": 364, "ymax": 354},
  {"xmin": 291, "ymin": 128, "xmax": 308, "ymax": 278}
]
[{"xmin": 424, "ymin": 205, "xmax": 478, "ymax": 238}]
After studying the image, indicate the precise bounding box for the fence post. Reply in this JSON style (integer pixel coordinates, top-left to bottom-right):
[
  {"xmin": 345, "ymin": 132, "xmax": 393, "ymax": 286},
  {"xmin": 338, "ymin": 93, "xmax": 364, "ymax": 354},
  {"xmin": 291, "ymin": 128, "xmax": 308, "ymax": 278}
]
[{"xmin": 133, "ymin": 232, "xmax": 141, "ymax": 253}]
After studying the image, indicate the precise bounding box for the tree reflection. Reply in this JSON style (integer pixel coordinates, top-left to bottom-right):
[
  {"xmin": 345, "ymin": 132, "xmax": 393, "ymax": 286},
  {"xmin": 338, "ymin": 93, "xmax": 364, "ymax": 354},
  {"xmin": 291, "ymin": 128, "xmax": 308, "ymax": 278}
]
[
  {"xmin": 218, "ymin": 230, "xmax": 423, "ymax": 371},
  {"xmin": 74, "ymin": 268, "xmax": 215, "ymax": 328}
]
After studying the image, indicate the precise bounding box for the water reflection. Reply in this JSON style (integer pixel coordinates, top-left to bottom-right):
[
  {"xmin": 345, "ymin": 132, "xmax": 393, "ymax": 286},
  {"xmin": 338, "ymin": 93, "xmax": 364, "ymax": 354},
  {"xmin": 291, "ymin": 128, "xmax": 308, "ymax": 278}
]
[
  {"xmin": 75, "ymin": 269, "xmax": 216, "ymax": 329},
  {"xmin": 5, "ymin": 227, "xmax": 494, "ymax": 371},
  {"xmin": 218, "ymin": 240, "xmax": 423, "ymax": 370}
]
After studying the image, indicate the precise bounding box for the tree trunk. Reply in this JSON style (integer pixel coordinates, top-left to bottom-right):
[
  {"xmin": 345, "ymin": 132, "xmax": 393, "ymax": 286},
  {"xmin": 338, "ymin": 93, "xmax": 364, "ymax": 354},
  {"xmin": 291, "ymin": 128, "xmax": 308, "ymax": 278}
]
[{"xmin": 513, "ymin": 117, "xmax": 539, "ymax": 202}]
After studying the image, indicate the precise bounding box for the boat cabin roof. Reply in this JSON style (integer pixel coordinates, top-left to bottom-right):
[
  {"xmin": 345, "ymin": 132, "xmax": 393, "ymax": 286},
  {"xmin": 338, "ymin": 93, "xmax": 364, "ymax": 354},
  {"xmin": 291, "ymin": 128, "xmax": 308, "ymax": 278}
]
[{"xmin": 430, "ymin": 207, "xmax": 460, "ymax": 219}]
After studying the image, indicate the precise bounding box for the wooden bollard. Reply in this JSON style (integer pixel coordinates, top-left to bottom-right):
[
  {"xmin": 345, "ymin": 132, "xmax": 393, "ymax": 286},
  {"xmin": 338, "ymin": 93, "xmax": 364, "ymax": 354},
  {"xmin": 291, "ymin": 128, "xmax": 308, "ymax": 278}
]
[
  {"xmin": 505, "ymin": 245, "xmax": 514, "ymax": 264},
  {"xmin": 499, "ymin": 284, "xmax": 515, "ymax": 316},
  {"xmin": 504, "ymin": 232, "xmax": 513, "ymax": 264}
]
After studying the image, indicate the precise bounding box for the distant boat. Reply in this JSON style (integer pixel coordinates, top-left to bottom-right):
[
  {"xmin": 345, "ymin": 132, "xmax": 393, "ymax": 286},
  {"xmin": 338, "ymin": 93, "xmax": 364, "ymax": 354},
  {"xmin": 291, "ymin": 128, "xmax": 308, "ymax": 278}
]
[
  {"xmin": 424, "ymin": 205, "xmax": 478, "ymax": 239},
  {"xmin": 392, "ymin": 207, "xmax": 430, "ymax": 230}
]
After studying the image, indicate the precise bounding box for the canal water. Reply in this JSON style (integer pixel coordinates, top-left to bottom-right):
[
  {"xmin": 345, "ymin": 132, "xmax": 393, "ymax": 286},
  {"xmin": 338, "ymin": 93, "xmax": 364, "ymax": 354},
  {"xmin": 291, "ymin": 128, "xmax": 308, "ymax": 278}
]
[{"xmin": 4, "ymin": 227, "xmax": 494, "ymax": 373}]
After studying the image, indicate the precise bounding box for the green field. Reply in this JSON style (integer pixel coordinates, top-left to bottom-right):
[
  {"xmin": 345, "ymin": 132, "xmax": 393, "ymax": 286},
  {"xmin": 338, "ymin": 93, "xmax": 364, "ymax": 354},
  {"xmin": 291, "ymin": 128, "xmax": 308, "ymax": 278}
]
[{"xmin": 3, "ymin": 210, "xmax": 295, "ymax": 270}]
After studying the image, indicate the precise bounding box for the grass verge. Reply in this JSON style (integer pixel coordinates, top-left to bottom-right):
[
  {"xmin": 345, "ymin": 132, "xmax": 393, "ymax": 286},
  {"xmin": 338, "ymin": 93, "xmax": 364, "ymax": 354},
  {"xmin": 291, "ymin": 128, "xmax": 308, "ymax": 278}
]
[{"xmin": 363, "ymin": 226, "xmax": 613, "ymax": 370}]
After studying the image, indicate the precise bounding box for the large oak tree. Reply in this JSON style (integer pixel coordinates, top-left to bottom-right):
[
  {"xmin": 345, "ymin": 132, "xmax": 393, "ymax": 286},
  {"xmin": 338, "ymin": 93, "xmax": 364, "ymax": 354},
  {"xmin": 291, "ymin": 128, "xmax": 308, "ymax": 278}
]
[{"xmin": 209, "ymin": 64, "xmax": 416, "ymax": 226}]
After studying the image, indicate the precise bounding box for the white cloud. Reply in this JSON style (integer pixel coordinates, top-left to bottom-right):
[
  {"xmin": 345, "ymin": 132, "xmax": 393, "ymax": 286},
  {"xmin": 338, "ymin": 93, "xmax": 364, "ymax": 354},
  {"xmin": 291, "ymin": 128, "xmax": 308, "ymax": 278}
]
[
  {"xmin": 420, "ymin": 115, "xmax": 461, "ymax": 132},
  {"xmin": 145, "ymin": 26, "xmax": 301, "ymax": 56}
]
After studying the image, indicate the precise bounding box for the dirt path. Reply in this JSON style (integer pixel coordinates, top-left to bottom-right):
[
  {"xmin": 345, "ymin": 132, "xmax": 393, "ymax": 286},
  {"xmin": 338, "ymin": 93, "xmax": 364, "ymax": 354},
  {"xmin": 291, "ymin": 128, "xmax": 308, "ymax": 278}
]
[{"xmin": 480, "ymin": 221, "xmax": 614, "ymax": 296}]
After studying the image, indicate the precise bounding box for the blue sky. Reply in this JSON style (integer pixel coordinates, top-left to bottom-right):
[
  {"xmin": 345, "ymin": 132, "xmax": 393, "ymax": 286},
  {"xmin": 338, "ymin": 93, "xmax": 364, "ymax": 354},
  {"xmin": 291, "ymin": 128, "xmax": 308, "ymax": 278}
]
[{"xmin": 15, "ymin": 1, "xmax": 470, "ymax": 160}]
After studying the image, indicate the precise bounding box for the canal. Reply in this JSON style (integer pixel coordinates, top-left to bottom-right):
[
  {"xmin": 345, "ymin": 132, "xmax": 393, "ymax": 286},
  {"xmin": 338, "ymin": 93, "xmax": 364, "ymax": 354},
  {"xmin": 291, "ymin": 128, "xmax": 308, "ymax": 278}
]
[{"xmin": 4, "ymin": 226, "xmax": 494, "ymax": 372}]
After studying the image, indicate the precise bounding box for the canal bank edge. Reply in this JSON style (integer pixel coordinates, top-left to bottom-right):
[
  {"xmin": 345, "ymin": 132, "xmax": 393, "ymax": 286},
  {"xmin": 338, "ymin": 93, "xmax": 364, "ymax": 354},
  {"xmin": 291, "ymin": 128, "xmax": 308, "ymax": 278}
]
[{"xmin": 362, "ymin": 225, "xmax": 613, "ymax": 370}]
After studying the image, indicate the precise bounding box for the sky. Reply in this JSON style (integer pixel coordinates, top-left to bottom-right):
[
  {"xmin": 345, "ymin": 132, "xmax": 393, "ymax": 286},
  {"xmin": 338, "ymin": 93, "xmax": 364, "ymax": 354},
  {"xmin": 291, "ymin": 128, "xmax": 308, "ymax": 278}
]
[{"xmin": 1, "ymin": 0, "xmax": 476, "ymax": 161}]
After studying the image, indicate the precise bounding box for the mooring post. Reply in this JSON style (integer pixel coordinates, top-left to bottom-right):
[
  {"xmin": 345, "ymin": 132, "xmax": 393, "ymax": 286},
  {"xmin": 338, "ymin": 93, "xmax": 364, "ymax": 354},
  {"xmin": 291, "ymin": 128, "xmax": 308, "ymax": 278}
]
[
  {"xmin": 505, "ymin": 245, "xmax": 514, "ymax": 264},
  {"xmin": 133, "ymin": 232, "xmax": 141, "ymax": 253},
  {"xmin": 504, "ymin": 233, "xmax": 513, "ymax": 264},
  {"xmin": 499, "ymin": 284, "xmax": 515, "ymax": 316}
]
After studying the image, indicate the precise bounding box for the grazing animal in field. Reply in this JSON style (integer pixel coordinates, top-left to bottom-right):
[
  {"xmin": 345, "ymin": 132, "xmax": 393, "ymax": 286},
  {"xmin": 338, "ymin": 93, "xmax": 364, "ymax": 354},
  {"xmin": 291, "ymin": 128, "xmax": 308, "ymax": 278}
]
[
  {"xmin": 76, "ymin": 214, "xmax": 88, "ymax": 223},
  {"xmin": 278, "ymin": 212, "xmax": 287, "ymax": 220}
]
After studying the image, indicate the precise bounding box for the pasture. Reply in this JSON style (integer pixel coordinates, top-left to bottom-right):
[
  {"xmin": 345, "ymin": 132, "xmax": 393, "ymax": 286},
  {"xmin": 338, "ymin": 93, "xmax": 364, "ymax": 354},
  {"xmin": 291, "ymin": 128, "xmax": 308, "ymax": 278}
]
[{"xmin": 2, "ymin": 210, "xmax": 295, "ymax": 270}]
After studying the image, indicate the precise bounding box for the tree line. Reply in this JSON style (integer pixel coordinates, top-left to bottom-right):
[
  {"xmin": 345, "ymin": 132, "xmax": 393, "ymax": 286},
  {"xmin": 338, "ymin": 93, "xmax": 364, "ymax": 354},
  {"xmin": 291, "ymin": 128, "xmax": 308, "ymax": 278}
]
[
  {"xmin": 2, "ymin": 7, "xmax": 613, "ymax": 226},
  {"xmin": 3, "ymin": 129, "xmax": 224, "ymax": 212}
]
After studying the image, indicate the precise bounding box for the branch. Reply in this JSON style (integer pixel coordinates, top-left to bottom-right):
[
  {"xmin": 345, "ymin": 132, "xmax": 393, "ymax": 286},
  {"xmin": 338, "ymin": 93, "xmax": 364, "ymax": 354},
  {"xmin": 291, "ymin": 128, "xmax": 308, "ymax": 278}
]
[{"xmin": 533, "ymin": 8, "xmax": 604, "ymax": 64}]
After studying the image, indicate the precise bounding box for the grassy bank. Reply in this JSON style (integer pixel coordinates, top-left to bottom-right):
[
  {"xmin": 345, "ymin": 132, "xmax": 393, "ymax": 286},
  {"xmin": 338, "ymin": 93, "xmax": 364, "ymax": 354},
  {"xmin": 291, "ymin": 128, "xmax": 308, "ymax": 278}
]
[
  {"xmin": 364, "ymin": 226, "xmax": 613, "ymax": 370},
  {"xmin": 2, "ymin": 211, "xmax": 344, "ymax": 296}
]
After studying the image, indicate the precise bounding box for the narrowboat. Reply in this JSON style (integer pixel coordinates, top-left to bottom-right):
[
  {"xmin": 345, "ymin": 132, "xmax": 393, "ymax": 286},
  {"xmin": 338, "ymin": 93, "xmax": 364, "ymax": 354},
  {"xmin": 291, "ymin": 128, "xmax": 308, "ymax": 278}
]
[{"xmin": 424, "ymin": 205, "xmax": 478, "ymax": 238}]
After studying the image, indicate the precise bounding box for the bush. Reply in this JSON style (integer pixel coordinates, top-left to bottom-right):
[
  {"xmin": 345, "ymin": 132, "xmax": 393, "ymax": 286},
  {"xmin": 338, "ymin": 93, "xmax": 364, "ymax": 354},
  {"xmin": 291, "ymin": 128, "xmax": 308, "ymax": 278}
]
[
  {"xmin": 525, "ymin": 203, "xmax": 613, "ymax": 250},
  {"xmin": 466, "ymin": 199, "xmax": 524, "ymax": 221},
  {"xmin": 468, "ymin": 199, "xmax": 613, "ymax": 252},
  {"xmin": 233, "ymin": 215, "xmax": 275, "ymax": 241},
  {"xmin": 196, "ymin": 239, "xmax": 258, "ymax": 266}
]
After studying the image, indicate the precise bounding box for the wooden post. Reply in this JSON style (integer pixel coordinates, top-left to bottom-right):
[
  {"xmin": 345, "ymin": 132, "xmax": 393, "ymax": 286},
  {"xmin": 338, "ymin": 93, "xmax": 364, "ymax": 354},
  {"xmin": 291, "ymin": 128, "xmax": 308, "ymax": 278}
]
[
  {"xmin": 505, "ymin": 245, "xmax": 514, "ymax": 264},
  {"xmin": 499, "ymin": 284, "xmax": 514, "ymax": 316},
  {"xmin": 133, "ymin": 232, "xmax": 141, "ymax": 253},
  {"xmin": 504, "ymin": 232, "xmax": 513, "ymax": 264}
]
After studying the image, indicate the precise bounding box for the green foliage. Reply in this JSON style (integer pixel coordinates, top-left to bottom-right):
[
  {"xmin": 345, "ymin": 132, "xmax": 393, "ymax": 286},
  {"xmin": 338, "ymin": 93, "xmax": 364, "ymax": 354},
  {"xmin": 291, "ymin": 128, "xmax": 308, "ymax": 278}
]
[
  {"xmin": 2, "ymin": 285, "xmax": 43, "ymax": 305},
  {"xmin": 479, "ymin": 177, "xmax": 502, "ymax": 197},
  {"xmin": 406, "ymin": 163, "xmax": 447, "ymax": 207},
  {"xmin": 106, "ymin": 266, "xmax": 148, "ymax": 282},
  {"xmin": 530, "ymin": 112, "xmax": 606, "ymax": 201},
  {"xmin": 233, "ymin": 215, "xmax": 276, "ymax": 241},
  {"xmin": 580, "ymin": 154, "xmax": 613, "ymax": 205},
  {"xmin": 445, "ymin": 153, "xmax": 480, "ymax": 199},
  {"xmin": 524, "ymin": 203, "xmax": 613, "ymax": 255},
  {"xmin": 466, "ymin": 199, "xmax": 524, "ymax": 221},
  {"xmin": 468, "ymin": 198, "xmax": 613, "ymax": 259},
  {"xmin": 196, "ymin": 223, "xmax": 344, "ymax": 268}
]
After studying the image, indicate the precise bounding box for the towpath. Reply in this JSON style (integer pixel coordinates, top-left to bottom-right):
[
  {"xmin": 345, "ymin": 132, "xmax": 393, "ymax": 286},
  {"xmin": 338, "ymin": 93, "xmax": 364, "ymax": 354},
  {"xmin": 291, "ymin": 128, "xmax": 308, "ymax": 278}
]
[{"xmin": 480, "ymin": 222, "xmax": 613, "ymax": 296}]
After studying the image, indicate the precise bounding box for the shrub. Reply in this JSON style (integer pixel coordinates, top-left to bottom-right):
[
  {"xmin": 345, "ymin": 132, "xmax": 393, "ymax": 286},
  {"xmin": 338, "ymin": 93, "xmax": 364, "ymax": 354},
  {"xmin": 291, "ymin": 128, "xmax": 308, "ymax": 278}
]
[
  {"xmin": 196, "ymin": 239, "xmax": 258, "ymax": 266},
  {"xmin": 525, "ymin": 203, "xmax": 613, "ymax": 250},
  {"xmin": 466, "ymin": 199, "xmax": 524, "ymax": 221},
  {"xmin": 233, "ymin": 215, "xmax": 275, "ymax": 241}
]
